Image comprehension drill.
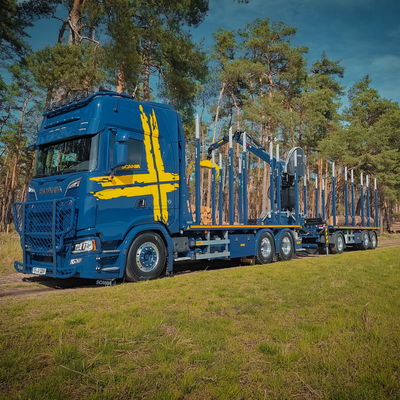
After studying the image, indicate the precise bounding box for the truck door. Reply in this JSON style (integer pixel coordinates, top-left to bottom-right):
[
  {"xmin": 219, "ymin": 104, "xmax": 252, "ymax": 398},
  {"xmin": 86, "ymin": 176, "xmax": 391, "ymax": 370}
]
[
  {"xmin": 93, "ymin": 124, "xmax": 179, "ymax": 240},
  {"xmin": 93, "ymin": 129, "xmax": 155, "ymax": 239}
]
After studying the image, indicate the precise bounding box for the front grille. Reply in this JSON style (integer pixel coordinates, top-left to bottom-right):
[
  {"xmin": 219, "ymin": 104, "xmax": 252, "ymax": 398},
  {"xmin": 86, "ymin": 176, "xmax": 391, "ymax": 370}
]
[
  {"xmin": 14, "ymin": 198, "xmax": 76, "ymax": 253},
  {"xmin": 27, "ymin": 210, "xmax": 52, "ymax": 233},
  {"xmin": 27, "ymin": 237, "xmax": 53, "ymax": 253}
]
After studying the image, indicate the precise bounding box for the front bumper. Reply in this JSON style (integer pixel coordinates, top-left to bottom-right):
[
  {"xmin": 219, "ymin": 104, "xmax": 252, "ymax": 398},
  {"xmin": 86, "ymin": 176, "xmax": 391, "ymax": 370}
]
[
  {"xmin": 14, "ymin": 245, "xmax": 122, "ymax": 279},
  {"xmin": 13, "ymin": 198, "xmax": 123, "ymax": 280}
]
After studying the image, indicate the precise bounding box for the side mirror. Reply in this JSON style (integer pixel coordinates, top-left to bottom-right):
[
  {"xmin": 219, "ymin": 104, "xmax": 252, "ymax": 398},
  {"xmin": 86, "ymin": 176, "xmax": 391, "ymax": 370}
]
[{"xmin": 111, "ymin": 132, "xmax": 128, "ymax": 170}]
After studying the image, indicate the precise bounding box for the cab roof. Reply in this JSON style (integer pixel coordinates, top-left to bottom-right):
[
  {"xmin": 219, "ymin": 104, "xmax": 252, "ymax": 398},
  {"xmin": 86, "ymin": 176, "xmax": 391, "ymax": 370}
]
[{"xmin": 37, "ymin": 91, "xmax": 179, "ymax": 146}]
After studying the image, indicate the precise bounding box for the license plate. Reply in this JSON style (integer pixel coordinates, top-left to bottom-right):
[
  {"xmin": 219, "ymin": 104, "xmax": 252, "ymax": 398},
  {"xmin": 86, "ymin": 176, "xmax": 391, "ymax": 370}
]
[{"xmin": 32, "ymin": 267, "xmax": 46, "ymax": 275}]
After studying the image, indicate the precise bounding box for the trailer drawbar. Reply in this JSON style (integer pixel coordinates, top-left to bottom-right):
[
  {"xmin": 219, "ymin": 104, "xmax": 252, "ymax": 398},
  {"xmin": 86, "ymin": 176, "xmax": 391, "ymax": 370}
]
[{"xmin": 13, "ymin": 91, "xmax": 379, "ymax": 281}]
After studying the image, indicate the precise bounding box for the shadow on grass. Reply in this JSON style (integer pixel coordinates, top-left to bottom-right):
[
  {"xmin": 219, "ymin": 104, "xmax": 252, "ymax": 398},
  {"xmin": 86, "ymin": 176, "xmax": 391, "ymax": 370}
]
[
  {"xmin": 19, "ymin": 259, "xmax": 250, "ymax": 292},
  {"xmin": 22, "ymin": 275, "xmax": 99, "ymax": 290},
  {"xmin": 18, "ymin": 246, "xmax": 367, "ymax": 292}
]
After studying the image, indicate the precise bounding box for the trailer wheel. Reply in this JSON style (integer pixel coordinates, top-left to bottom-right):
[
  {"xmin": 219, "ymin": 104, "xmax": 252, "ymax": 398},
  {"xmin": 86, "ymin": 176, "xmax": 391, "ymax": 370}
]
[
  {"xmin": 368, "ymin": 231, "xmax": 378, "ymax": 249},
  {"xmin": 256, "ymin": 232, "xmax": 275, "ymax": 264},
  {"xmin": 279, "ymin": 232, "xmax": 294, "ymax": 261},
  {"xmin": 330, "ymin": 232, "xmax": 345, "ymax": 254},
  {"xmin": 125, "ymin": 232, "xmax": 166, "ymax": 282},
  {"xmin": 358, "ymin": 231, "xmax": 370, "ymax": 250}
]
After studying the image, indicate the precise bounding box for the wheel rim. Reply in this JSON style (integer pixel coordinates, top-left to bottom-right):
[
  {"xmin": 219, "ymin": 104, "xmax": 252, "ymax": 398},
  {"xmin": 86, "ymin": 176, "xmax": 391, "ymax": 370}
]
[
  {"xmin": 371, "ymin": 233, "xmax": 377, "ymax": 247},
  {"xmin": 136, "ymin": 242, "xmax": 159, "ymax": 272},
  {"xmin": 337, "ymin": 235, "xmax": 344, "ymax": 252},
  {"xmin": 260, "ymin": 237, "xmax": 272, "ymax": 258},
  {"xmin": 281, "ymin": 236, "xmax": 292, "ymax": 256}
]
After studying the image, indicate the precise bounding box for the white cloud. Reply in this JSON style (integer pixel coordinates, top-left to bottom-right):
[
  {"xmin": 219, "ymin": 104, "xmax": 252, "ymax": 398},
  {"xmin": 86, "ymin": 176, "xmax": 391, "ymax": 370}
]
[{"xmin": 371, "ymin": 54, "xmax": 400, "ymax": 71}]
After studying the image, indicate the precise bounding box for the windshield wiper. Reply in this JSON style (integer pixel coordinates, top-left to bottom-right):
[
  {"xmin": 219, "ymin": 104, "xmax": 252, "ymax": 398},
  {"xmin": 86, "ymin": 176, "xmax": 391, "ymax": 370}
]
[{"xmin": 57, "ymin": 168, "xmax": 88, "ymax": 175}]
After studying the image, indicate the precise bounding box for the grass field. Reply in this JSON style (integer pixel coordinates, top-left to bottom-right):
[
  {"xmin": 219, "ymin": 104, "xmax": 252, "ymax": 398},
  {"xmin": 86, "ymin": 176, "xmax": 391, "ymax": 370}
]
[
  {"xmin": 1, "ymin": 247, "xmax": 399, "ymax": 399},
  {"xmin": 0, "ymin": 232, "xmax": 21, "ymax": 275},
  {"xmin": 1, "ymin": 232, "xmax": 398, "ymax": 276}
]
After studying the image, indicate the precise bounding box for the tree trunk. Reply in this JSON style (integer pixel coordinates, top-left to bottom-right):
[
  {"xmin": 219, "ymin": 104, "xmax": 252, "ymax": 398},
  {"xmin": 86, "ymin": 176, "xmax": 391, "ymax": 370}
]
[
  {"xmin": 262, "ymin": 162, "xmax": 268, "ymax": 213},
  {"xmin": 141, "ymin": 40, "xmax": 152, "ymax": 101},
  {"xmin": 116, "ymin": 68, "xmax": 125, "ymax": 93},
  {"xmin": 69, "ymin": 0, "xmax": 86, "ymax": 45},
  {"xmin": 0, "ymin": 98, "xmax": 29, "ymax": 231}
]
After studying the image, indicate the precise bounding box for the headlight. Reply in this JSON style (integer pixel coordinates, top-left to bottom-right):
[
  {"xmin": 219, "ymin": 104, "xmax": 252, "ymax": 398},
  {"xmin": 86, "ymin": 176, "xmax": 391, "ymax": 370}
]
[
  {"xmin": 72, "ymin": 239, "xmax": 97, "ymax": 253},
  {"xmin": 66, "ymin": 178, "xmax": 81, "ymax": 192}
]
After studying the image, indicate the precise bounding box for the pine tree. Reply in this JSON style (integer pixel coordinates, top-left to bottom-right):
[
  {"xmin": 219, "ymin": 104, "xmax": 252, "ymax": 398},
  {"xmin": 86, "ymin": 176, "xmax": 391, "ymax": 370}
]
[
  {"xmin": 300, "ymin": 53, "xmax": 344, "ymax": 153},
  {"xmin": 27, "ymin": 43, "xmax": 104, "ymax": 106},
  {"xmin": 0, "ymin": 0, "xmax": 59, "ymax": 63},
  {"xmin": 0, "ymin": 64, "xmax": 43, "ymax": 231}
]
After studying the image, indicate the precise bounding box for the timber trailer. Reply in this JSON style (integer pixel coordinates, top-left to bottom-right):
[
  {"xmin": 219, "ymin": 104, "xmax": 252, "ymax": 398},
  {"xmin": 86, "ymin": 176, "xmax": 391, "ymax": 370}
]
[{"xmin": 13, "ymin": 91, "xmax": 379, "ymax": 282}]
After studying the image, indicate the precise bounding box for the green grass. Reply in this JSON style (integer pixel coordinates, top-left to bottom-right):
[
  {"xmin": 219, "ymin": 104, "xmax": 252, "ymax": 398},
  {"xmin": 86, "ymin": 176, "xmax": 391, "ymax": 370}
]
[
  {"xmin": 380, "ymin": 232, "xmax": 400, "ymax": 240},
  {"xmin": 1, "ymin": 247, "xmax": 400, "ymax": 399},
  {"xmin": 0, "ymin": 232, "xmax": 21, "ymax": 275}
]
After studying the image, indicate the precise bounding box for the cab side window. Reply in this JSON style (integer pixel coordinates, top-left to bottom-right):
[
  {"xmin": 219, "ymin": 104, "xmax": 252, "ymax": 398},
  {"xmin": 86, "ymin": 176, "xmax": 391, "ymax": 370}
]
[{"xmin": 121, "ymin": 138, "xmax": 146, "ymax": 171}]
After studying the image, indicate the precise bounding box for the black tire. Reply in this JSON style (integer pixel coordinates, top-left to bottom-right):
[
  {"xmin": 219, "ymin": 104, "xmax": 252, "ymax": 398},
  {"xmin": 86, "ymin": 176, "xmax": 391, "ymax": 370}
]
[
  {"xmin": 368, "ymin": 231, "xmax": 378, "ymax": 249},
  {"xmin": 256, "ymin": 232, "xmax": 275, "ymax": 264},
  {"xmin": 125, "ymin": 232, "xmax": 166, "ymax": 282},
  {"xmin": 279, "ymin": 232, "xmax": 294, "ymax": 261},
  {"xmin": 330, "ymin": 232, "xmax": 345, "ymax": 254},
  {"xmin": 358, "ymin": 231, "xmax": 370, "ymax": 250}
]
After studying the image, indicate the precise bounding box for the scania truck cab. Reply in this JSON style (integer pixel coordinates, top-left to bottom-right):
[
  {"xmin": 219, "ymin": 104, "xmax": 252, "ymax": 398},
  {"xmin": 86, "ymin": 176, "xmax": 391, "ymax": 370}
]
[{"xmin": 14, "ymin": 92, "xmax": 193, "ymax": 281}]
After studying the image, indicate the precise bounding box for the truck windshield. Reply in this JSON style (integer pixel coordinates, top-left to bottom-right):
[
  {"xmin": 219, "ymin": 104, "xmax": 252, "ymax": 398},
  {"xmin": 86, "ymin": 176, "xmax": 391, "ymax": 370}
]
[{"xmin": 35, "ymin": 135, "xmax": 98, "ymax": 177}]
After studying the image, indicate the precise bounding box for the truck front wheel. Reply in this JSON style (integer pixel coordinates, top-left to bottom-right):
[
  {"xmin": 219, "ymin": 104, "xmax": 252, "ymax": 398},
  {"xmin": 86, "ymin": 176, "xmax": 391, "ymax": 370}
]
[{"xmin": 125, "ymin": 232, "xmax": 166, "ymax": 282}]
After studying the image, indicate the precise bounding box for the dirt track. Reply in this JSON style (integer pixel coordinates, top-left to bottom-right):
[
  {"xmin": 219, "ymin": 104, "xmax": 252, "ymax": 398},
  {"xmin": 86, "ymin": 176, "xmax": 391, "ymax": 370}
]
[{"xmin": 1, "ymin": 236, "xmax": 399, "ymax": 299}]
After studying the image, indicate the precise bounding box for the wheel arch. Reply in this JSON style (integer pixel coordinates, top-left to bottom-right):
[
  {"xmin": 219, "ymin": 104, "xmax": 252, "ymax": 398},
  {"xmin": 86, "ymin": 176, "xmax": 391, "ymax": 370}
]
[{"xmin": 118, "ymin": 223, "xmax": 174, "ymax": 278}]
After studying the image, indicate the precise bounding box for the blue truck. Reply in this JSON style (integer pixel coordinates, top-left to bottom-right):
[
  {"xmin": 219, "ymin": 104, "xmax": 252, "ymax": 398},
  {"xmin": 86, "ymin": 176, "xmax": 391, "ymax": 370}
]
[{"xmin": 13, "ymin": 91, "xmax": 379, "ymax": 282}]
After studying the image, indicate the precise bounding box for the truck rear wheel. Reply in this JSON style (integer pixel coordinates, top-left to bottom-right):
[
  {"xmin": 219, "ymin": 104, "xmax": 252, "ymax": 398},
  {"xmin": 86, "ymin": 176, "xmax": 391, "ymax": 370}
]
[
  {"xmin": 368, "ymin": 231, "xmax": 378, "ymax": 249},
  {"xmin": 125, "ymin": 232, "xmax": 166, "ymax": 282},
  {"xmin": 358, "ymin": 231, "xmax": 370, "ymax": 250},
  {"xmin": 256, "ymin": 232, "xmax": 275, "ymax": 264},
  {"xmin": 330, "ymin": 232, "xmax": 345, "ymax": 254},
  {"xmin": 279, "ymin": 232, "xmax": 294, "ymax": 261}
]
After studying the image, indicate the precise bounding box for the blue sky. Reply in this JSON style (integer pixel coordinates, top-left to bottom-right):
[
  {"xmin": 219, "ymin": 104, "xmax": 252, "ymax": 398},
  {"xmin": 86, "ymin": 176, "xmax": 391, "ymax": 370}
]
[{"xmin": 26, "ymin": 0, "xmax": 400, "ymax": 103}]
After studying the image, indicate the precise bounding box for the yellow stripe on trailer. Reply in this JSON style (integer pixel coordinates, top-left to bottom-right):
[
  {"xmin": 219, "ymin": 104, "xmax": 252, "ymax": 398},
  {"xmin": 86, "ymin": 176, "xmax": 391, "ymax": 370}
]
[
  {"xmin": 189, "ymin": 224, "xmax": 301, "ymax": 229},
  {"xmin": 334, "ymin": 226, "xmax": 378, "ymax": 230}
]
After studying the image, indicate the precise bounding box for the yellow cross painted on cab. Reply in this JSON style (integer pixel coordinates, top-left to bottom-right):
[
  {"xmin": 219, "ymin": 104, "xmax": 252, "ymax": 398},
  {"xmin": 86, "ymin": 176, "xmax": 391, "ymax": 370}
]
[{"xmin": 90, "ymin": 105, "xmax": 179, "ymax": 223}]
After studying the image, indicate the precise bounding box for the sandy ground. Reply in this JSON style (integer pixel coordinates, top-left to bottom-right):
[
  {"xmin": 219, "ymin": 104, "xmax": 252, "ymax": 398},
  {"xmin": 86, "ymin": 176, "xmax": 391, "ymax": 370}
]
[{"xmin": 1, "ymin": 236, "xmax": 399, "ymax": 299}]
